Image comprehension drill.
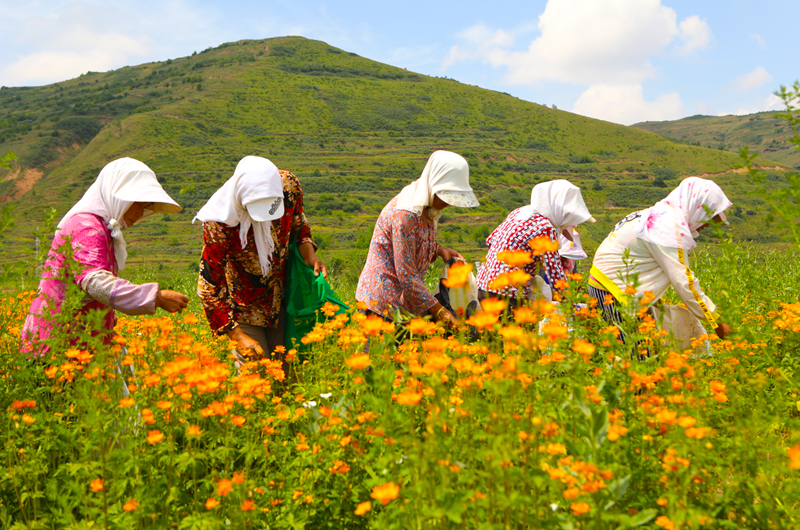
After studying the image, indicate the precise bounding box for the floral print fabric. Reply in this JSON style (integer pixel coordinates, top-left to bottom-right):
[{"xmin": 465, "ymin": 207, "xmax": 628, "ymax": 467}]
[
  {"xmin": 476, "ymin": 208, "xmax": 568, "ymax": 300},
  {"xmin": 198, "ymin": 171, "xmax": 314, "ymax": 335},
  {"xmin": 356, "ymin": 196, "xmax": 439, "ymax": 316}
]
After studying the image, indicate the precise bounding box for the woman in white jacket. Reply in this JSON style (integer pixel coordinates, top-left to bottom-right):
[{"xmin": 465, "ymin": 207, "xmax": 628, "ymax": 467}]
[{"xmin": 588, "ymin": 177, "xmax": 732, "ymax": 342}]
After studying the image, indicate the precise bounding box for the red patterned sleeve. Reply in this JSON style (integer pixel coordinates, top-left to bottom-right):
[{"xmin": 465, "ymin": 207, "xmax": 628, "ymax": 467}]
[
  {"xmin": 284, "ymin": 172, "xmax": 315, "ymax": 249},
  {"xmin": 198, "ymin": 222, "xmax": 236, "ymax": 335}
]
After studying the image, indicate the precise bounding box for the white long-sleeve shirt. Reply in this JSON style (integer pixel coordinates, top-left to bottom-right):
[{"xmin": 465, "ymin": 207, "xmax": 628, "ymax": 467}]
[{"xmin": 589, "ymin": 212, "xmax": 719, "ymax": 327}]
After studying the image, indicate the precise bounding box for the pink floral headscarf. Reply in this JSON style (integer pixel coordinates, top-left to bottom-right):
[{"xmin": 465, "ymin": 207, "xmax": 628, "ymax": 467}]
[{"xmin": 636, "ymin": 177, "xmax": 732, "ymax": 251}]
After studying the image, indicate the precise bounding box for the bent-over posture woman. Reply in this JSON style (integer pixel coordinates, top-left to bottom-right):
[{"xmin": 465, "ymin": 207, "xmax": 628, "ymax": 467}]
[
  {"xmin": 477, "ymin": 179, "xmax": 594, "ymax": 305},
  {"xmin": 356, "ymin": 150, "xmax": 479, "ymax": 328},
  {"xmin": 589, "ymin": 177, "xmax": 732, "ymax": 340},
  {"xmin": 22, "ymin": 158, "xmax": 189, "ymax": 354},
  {"xmin": 196, "ymin": 156, "xmax": 325, "ymax": 368}
]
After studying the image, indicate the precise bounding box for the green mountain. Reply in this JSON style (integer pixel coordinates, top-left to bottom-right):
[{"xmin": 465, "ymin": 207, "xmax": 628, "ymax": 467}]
[
  {"xmin": 633, "ymin": 112, "xmax": 800, "ymax": 170},
  {"xmin": 0, "ymin": 36, "xmax": 791, "ymax": 285}
]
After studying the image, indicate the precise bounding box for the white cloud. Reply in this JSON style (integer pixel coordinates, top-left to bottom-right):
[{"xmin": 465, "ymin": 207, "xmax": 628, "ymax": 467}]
[
  {"xmin": 731, "ymin": 66, "xmax": 773, "ymax": 92},
  {"xmin": 749, "ymin": 33, "xmax": 766, "ymax": 49},
  {"xmin": 732, "ymin": 93, "xmax": 785, "ymax": 115},
  {"xmin": 675, "ymin": 15, "xmax": 712, "ymax": 55},
  {"xmin": 572, "ymin": 84, "xmax": 685, "ymax": 125},
  {"xmin": 443, "ymin": 0, "xmax": 712, "ymax": 88}
]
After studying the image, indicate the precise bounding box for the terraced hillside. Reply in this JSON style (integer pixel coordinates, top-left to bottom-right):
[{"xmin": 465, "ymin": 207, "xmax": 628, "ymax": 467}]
[
  {"xmin": 634, "ymin": 112, "xmax": 800, "ymax": 170},
  {"xmin": 0, "ymin": 36, "xmax": 791, "ymax": 286}
]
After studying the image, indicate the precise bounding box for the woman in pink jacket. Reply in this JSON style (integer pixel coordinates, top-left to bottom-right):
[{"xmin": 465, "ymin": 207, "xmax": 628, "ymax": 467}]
[{"xmin": 21, "ymin": 158, "xmax": 189, "ymax": 355}]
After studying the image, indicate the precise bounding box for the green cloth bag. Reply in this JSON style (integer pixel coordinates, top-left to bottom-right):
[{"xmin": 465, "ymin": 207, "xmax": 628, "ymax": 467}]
[{"xmin": 284, "ymin": 238, "xmax": 349, "ymax": 351}]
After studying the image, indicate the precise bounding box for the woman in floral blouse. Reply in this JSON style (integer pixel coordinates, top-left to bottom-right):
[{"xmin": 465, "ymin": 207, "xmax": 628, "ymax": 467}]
[
  {"xmin": 356, "ymin": 151, "xmax": 479, "ymax": 328},
  {"xmin": 477, "ymin": 180, "xmax": 594, "ymax": 305},
  {"xmin": 196, "ymin": 156, "xmax": 325, "ymax": 367}
]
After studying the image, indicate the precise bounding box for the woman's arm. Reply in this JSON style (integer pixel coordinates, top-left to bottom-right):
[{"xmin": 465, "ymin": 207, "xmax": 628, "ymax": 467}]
[
  {"xmin": 647, "ymin": 242, "xmax": 729, "ymax": 337},
  {"xmin": 287, "ymin": 172, "xmax": 327, "ymax": 277},
  {"xmin": 198, "ymin": 222, "xmax": 237, "ymax": 335}
]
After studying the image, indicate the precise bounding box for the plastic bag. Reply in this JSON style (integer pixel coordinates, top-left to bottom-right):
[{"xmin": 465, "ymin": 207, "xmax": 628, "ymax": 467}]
[{"xmin": 284, "ymin": 238, "xmax": 349, "ymax": 351}]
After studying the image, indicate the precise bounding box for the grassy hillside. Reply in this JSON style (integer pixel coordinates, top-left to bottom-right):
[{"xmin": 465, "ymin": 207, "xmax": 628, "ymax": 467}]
[
  {"xmin": 633, "ymin": 112, "xmax": 800, "ymax": 170},
  {"xmin": 0, "ymin": 36, "xmax": 792, "ymax": 287}
]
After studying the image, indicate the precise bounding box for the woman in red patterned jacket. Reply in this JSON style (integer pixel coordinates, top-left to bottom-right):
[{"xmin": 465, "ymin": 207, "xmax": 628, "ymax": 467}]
[
  {"xmin": 476, "ymin": 180, "xmax": 594, "ymax": 306},
  {"xmin": 195, "ymin": 156, "xmax": 325, "ymax": 368}
]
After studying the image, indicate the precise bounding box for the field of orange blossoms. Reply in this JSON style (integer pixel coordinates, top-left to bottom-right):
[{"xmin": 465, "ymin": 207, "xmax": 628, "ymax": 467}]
[{"xmin": 1, "ymin": 243, "xmax": 800, "ymax": 529}]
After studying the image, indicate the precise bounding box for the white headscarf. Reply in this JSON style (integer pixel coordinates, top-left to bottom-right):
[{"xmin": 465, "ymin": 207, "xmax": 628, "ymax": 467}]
[
  {"xmin": 636, "ymin": 176, "xmax": 732, "ymax": 251},
  {"xmin": 559, "ymin": 227, "xmax": 588, "ymax": 260},
  {"xmin": 193, "ymin": 156, "xmax": 284, "ymax": 276},
  {"xmin": 58, "ymin": 157, "xmax": 181, "ymax": 271},
  {"xmin": 395, "ymin": 151, "xmax": 479, "ymax": 217},
  {"xmin": 519, "ymin": 180, "xmax": 594, "ymax": 232}
]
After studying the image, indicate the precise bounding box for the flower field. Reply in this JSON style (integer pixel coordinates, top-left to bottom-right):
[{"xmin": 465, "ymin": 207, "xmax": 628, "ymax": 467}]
[{"xmin": 1, "ymin": 243, "xmax": 800, "ymax": 529}]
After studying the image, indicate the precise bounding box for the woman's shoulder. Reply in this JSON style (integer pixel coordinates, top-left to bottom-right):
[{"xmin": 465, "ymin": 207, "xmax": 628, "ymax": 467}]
[
  {"xmin": 279, "ymin": 170, "xmax": 302, "ymax": 192},
  {"xmin": 59, "ymin": 213, "xmax": 110, "ymax": 238}
]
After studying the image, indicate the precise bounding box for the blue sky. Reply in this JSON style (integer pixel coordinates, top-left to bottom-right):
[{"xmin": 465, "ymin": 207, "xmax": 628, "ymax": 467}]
[{"xmin": 1, "ymin": 0, "xmax": 797, "ymax": 125}]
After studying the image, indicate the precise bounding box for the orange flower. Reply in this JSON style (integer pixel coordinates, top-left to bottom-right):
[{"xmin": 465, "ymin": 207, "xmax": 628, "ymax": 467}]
[
  {"xmin": 156, "ymin": 400, "xmax": 172, "ymax": 410},
  {"xmin": 232, "ymin": 471, "xmax": 246, "ymax": 485},
  {"xmin": 217, "ymin": 478, "xmax": 233, "ymax": 497},
  {"xmin": 183, "ymin": 313, "xmax": 199, "ymax": 325},
  {"xmin": 339, "ymin": 436, "xmax": 352, "ymax": 448},
  {"xmin": 146, "ymin": 430, "xmax": 164, "ymax": 445},
  {"xmin": 360, "ymin": 315, "xmax": 395, "ymax": 336},
  {"xmin": 345, "ymin": 354, "xmax": 372, "ymax": 370},
  {"xmin": 487, "ymin": 273, "xmax": 511, "ymax": 291},
  {"xmin": 370, "ymin": 482, "xmax": 400, "ymax": 505},
  {"xmin": 187, "ymin": 425, "xmax": 202, "ymax": 436},
  {"xmin": 407, "ymin": 318, "xmax": 438, "ymax": 335},
  {"xmin": 205, "ymin": 497, "xmax": 219, "ymax": 510},
  {"xmin": 541, "ymin": 322, "xmax": 568, "ymax": 340},
  {"xmin": 123, "ymin": 499, "xmax": 138, "ymax": 512},
  {"xmin": 572, "ymin": 339, "xmax": 596, "ymax": 360},
  {"xmin": 119, "ymin": 398, "xmax": 135, "ymax": 408},
  {"xmin": 21, "ymin": 414, "xmax": 35, "ymax": 425},
  {"xmin": 789, "ymin": 445, "xmax": 800, "ymax": 470},
  {"xmin": 354, "ymin": 500, "xmax": 372, "ymax": 515},
  {"xmin": 481, "ymin": 297, "xmax": 507, "ymax": 314},
  {"xmin": 466, "ymin": 311, "xmax": 499, "ymax": 330},
  {"xmin": 90, "ymin": 478, "xmax": 104, "ymax": 492},
  {"xmin": 240, "ymin": 499, "xmax": 255, "ymax": 511},
  {"xmin": 655, "ymin": 515, "xmax": 675, "ymax": 530},
  {"xmin": 529, "ymin": 235, "xmax": 559, "ymax": 255},
  {"xmin": 497, "ymin": 250, "xmax": 533, "ymax": 268},
  {"xmin": 231, "ymin": 415, "xmax": 246, "ymax": 427},
  {"xmin": 570, "ymin": 502, "xmax": 590, "ymax": 515},
  {"xmin": 508, "ymin": 269, "xmax": 531, "ymax": 286},
  {"xmin": 442, "ymin": 261, "xmax": 473, "ymax": 289},
  {"xmin": 321, "ymin": 301, "xmax": 341, "ymax": 317},
  {"xmin": 395, "ymin": 391, "xmax": 423, "ymax": 406},
  {"xmin": 11, "ymin": 400, "xmax": 36, "ymax": 411},
  {"xmin": 607, "ymin": 424, "xmax": 628, "ymax": 442}
]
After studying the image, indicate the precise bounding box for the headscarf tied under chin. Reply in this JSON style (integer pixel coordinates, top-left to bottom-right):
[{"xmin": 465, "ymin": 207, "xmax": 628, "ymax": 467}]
[
  {"xmin": 636, "ymin": 177, "xmax": 732, "ymax": 252},
  {"xmin": 518, "ymin": 180, "xmax": 594, "ymax": 233},
  {"xmin": 395, "ymin": 151, "xmax": 479, "ymax": 223},
  {"xmin": 193, "ymin": 156, "xmax": 285, "ymax": 276},
  {"xmin": 57, "ymin": 157, "xmax": 181, "ymax": 271}
]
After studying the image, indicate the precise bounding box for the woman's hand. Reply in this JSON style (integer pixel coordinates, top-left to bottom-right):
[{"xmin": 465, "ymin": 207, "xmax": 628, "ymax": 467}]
[
  {"xmin": 715, "ymin": 322, "xmax": 731, "ymax": 339},
  {"xmin": 437, "ymin": 245, "xmax": 465, "ymax": 264},
  {"xmin": 429, "ymin": 302, "xmax": 457, "ymax": 329},
  {"xmin": 156, "ymin": 290, "xmax": 189, "ymax": 313},
  {"xmin": 227, "ymin": 327, "xmax": 264, "ymax": 357},
  {"xmin": 298, "ymin": 241, "xmax": 327, "ymax": 278}
]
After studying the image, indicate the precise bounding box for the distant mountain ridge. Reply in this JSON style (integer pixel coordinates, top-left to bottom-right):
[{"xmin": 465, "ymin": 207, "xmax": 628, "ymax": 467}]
[
  {"xmin": 633, "ymin": 112, "xmax": 799, "ymax": 169},
  {"xmin": 0, "ymin": 36, "xmax": 791, "ymax": 281}
]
